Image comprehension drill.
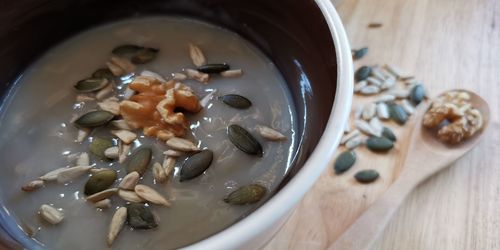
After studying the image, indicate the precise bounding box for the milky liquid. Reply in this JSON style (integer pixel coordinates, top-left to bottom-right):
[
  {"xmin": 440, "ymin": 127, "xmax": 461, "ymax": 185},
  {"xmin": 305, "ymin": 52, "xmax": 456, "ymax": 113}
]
[{"xmin": 0, "ymin": 17, "xmax": 297, "ymax": 249}]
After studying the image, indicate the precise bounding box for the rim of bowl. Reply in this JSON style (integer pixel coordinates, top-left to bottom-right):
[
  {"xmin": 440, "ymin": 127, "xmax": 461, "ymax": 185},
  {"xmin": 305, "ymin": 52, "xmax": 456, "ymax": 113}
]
[{"xmin": 186, "ymin": 0, "xmax": 354, "ymax": 249}]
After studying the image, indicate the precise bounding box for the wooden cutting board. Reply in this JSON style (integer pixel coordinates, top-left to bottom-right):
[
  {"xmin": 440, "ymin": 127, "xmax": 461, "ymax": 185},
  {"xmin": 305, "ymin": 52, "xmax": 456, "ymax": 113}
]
[{"xmin": 264, "ymin": 0, "xmax": 500, "ymax": 249}]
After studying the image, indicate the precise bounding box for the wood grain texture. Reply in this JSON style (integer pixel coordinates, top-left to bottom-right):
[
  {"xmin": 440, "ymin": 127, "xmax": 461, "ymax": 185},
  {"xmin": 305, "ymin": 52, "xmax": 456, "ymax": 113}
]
[{"xmin": 264, "ymin": 0, "xmax": 500, "ymax": 249}]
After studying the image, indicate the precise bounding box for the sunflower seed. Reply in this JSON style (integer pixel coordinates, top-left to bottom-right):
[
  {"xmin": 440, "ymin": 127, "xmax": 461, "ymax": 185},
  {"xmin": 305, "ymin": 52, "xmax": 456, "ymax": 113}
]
[
  {"xmin": 76, "ymin": 128, "xmax": 90, "ymax": 143},
  {"xmin": 163, "ymin": 150, "xmax": 183, "ymax": 157},
  {"xmin": 340, "ymin": 130, "xmax": 360, "ymax": 145},
  {"xmin": 366, "ymin": 136, "xmax": 394, "ymax": 152},
  {"xmin": 86, "ymin": 188, "xmax": 118, "ymax": 203},
  {"xmin": 362, "ymin": 103, "xmax": 376, "ymax": 120},
  {"xmin": 355, "ymin": 66, "xmax": 371, "ymax": 81},
  {"xmin": 119, "ymin": 142, "xmax": 131, "ymax": 164},
  {"xmin": 220, "ymin": 69, "xmax": 243, "ymax": 78},
  {"xmin": 134, "ymin": 184, "xmax": 170, "ymax": 207},
  {"xmin": 257, "ymin": 125, "xmax": 286, "ymax": 141},
  {"xmin": 107, "ymin": 207, "xmax": 127, "ymax": 246},
  {"xmin": 92, "ymin": 68, "xmax": 114, "ymax": 79},
  {"xmin": 126, "ymin": 147, "xmax": 152, "ymax": 175},
  {"xmin": 97, "ymin": 98, "xmax": 120, "ymax": 115},
  {"xmin": 74, "ymin": 111, "xmax": 114, "ymax": 128},
  {"xmin": 367, "ymin": 77, "xmax": 383, "ymax": 87},
  {"xmin": 89, "ymin": 137, "xmax": 114, "ymax": 160},
  {"xmin": 388, "ymin": 89, "xmax": 410, "ymax": 99},
  {"xmin": 104, "ymin": 146, "xmax": 119, "ymax": 159},
  {"xmin": 152, "ymin": 163, "xmax": 167, "ymax": 183},
  {"xmin": 107, "ymin": 56, "xmax": 135, "ymax": 76},
  {"xmin": 370, "ymin": 67, "xmax": 388, "ymax": 81},
  {"xmin": 118, "ymin": 189, "xmax": 145, "ymax": 203},
  {"xmin": 355, "ymin": 119, "xmax": 379, "ymax": 136},
  {"xmin": 126, "ymin": 203, "xmax": 157, "ymax": 229},
  {"xmin": 111, "ymin": 130, "xmax": 137, "ymax": 144},
  {"xmin": 189, "ymin": 43, "xmax": 207, "ymax": 67},
  {"xmin": 376, "ymin": 102, "xmax": 390, "ymax": 120},
  {"xmin": 354, "ymin": 80, "xmax": 367, "ymax": 92},
  {"xmin": 180, "ymin": 150, "xmax": 213, "ymax": 182},
  {"xmin": 401, "ymin": 99, "xmax": 415, "ymax": 115},
  {"xmin": 84, "ymin": 169, "xmax": 117, "ymax": 195},
  {"xmin": 352, "ymin": 47, "xmax": 368, "ymax": 60},
  {"xmin": 89, "ymin": 168, "xmax": 108, "ymax": 174},
  {"xmin": 74, "ymin": 78, "xmax": 109, "ymax": 93},
  {"xmin": 39, "ymin": 204, "xmax": 64, "ymax": 225},
  {"xmin": 410, "ymin": 84, "xmax": 426, "ymax": 105},
  {"xmin": 375, "ymin": 94, "xmax": 396, "ymax": 103},
  {"xmin": 21, "ymin": 179, "xmax": 44, "ymax": 192},
  {"xmin": 354, "ymin": 105, "xmax": 364, "ymax": 119},
  {"xmin": 197, "ymin": 63, "xmax": 230, "ymax": 74},
  {"xmin": 219, "ymin": 94, "xmax": 252, "ymax": 109},
  {"xmin": 118, "ymin": 172, "xmax": 139, "ymax": 191},
  {"xmin": 199, "ymin": 90, "xmax": 217, "ymax": 108},
  {"xmin": 131, "ymin": 48, "xmax": 159, "ymax": 64},
  {"xmin": 96, "ymin": 84, "xmax": 114, "ymax": 100},
  {"xmin": 369, "ymin": 117, "xmax": 384, "ymax": 136},
  {"xmin": 76, "ymin": 94, "xmax": 95, "ymax": 102},
  {"xmin": 172, "ymin": 72, "xmax": 188, "ymax": 81},
  {"xmin": 39, "ymin": 167, "xmax": 67, "ymax": 181},
  {"xmin": 384, "ymin": 64, "xmax": 402, "ymax": 79},
  {"xmin": 166, "ymin": 137, "xmax": 198, "ymax": 152},
  {"xmin": 163, "ymin": 156, "xmax": 176, "ymax": 178},
  {"xmin": 94, "ymin": 199, "xmax": 112, "ymax": 209},
  {"xmin": 381, "ymin": 76, "xmax": 396, "ymax": 90},
  {"xmin": 355, "ymin": 169, "xmax": 380, "ymax": 183},
  {"xmin": 224, "ymin": 184, "xmax": 267, "ymax": 205},
  {"xmin": 57, "ymin": 166, "xmax": 92, "ymax": 183},
  {"xmin": 334, "ymin": 151, "xmax": 356, "ymax": 174},
  {"xmin": 111, "ymin": 120, "xmax": 132, "ymax": 130},
  {"xmin": 185, "ymin": 68, "xmax": 209, "ymax": 84},
  {"xmin": 77, "ymin": 152, "xmax": 90, "ymax": 166},
  {"xmin": 359, "ymin": 85, "xmax": 380, "ymax": 95},
  {"xmin": 382, "ymin": 127, "xmax": 397, "ymax": 142},
  {"xmin": 344, "ymin": 122, "xmax": 351, "ymax": 134},
  {"xmin": 227, "ymin": 124, "xmax": 263, "ymax": 156},
  {"xmin": 346, "ymin": 136, "xmax": 363, "ymax": 150}
]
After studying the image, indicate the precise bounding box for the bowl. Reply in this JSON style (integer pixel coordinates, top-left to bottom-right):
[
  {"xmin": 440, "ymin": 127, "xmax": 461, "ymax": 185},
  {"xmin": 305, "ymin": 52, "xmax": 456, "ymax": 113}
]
[{"xmin": 0, "ymin": 0, "xmax": 353, "ymax": 249}]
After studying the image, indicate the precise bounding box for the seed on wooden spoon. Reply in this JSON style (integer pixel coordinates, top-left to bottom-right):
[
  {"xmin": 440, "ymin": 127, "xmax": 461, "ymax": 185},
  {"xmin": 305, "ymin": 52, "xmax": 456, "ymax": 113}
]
[
  {"xmin": 354, "ymin": 169, "xmax": 380, "ymax": 183},
  {"xmin": 334, "ymin": 151, "xmax": 357, "ymax": 174}
]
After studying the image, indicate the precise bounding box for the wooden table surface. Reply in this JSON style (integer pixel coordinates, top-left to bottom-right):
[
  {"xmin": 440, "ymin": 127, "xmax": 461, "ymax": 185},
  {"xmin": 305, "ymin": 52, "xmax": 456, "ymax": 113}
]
[{"xmin": 264, "ymin": 0, "xmax": 500, "ymax": 249}]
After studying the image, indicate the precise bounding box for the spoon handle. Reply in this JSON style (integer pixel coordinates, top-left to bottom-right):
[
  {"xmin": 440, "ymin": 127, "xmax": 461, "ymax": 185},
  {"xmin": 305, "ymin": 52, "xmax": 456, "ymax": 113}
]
[{"xmin": 328, "ymin": 171, "xmax": 420, "ymax": 250}]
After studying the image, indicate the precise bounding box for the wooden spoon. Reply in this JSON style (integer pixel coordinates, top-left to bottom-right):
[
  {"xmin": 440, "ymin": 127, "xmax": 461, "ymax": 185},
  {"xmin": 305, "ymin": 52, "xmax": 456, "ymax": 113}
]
[{"xmin": 330, "ymin": 90, "xmax": 490, "ymax": 250}]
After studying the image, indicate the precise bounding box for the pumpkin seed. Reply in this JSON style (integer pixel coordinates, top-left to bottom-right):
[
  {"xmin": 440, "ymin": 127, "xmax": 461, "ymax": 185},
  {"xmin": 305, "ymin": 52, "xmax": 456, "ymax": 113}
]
[
  {"xmin": 89, "ymin": 137, "xmax": 114, "ymax": 160},
  {"xmin": 119, "ymin": 171, "xmax": 140, "ymax": 190},
  {"xmin": 92, "ymin": 68, "xmax": 114, "ymax": 79},
  {"xmin": 126, "ymin": 147, "xmax": 152, "ymax": 175},
  {"xmin": 410, "ymin": 84, "xmax": 426, "ymax": 105},
  {"xmin": 366, "ymin": 136, "xmax": 394, "ymax": 152},
  {"xmin": 180, "ymin": 150, "xmax": 213, "ymax": 182},
  {"xmin": 74, "ymin": 110, "xmax": 114, "ymax": 128},
  {"xmin": 382, "ymin": 127, "xmax": 397, "ymax": 142},
  {"xmin": 368, "ymin": 23, "xmax": 383, "ymax": 28},
  {"xmin": 84, "ymin": 169, "xmax": 117, "ymax": 196},
  {"xmin": 39, "ymin": 204, "xmax": 64, "ymax": 225},
  {"xmin": 352, "ymin": 47, "xmax": 368, "ymax": 60},
  {"xmin": 227, "ymin": 124, "xmax": 263, "ymax": 156},
  {"xmin": 131, "ymin": 48, "xmax": 159, "ymax": 64},
  {"xmin": 389, "ymin": 104, "xmax": 408, "ymax": 125},
  {"xmin": 219, "ymin": 94, "xmax": 252, "ymax": 109},
  {"xmin": 74, "ymin": 78, "xmax": 109, "ymax": 93},
  {"xmin": 134, "ymin": 184, "xmax": 171, "ymax": 207},
  {"xmin": 21, "ymin": 179, "xmax": 44, "ymax": 192},
  {"xmin": 112, "ymin": 44, "xmax": 142, "ymax": 56},
  {"xmin": 334, "ymin": 151, "xmax": 356, "ymax": 174},
  {"xmin": 197, "ymin": 63, "xmax": 230, "ymax": 74},
  {"xmin": 107, "ymin": 207, "xmax": 127, "ymax": 246},
  {"xmin": 126, "ymin": 203, "xmax": 158, "ymax": 229},
  {"xmin": 224, "ymin": 184, "xmax": 267, "ymax": 205},
  {"xmin": 355, "ymin": 66, "xmax": 371, "ymax": 81},
  {"xmin": 354, "ymin": 169, "xmax": 380, "ymax": 183},
  {"xmin": 86, "ymin": 188, "xmax": 118, "ymax": 203}
]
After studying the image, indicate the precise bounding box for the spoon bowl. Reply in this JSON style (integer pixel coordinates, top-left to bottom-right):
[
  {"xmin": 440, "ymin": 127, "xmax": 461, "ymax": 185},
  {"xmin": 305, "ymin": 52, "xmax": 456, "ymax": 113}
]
[{"xmin": 330, "ymin": 89, "xmax": 490, "ymax": 250}]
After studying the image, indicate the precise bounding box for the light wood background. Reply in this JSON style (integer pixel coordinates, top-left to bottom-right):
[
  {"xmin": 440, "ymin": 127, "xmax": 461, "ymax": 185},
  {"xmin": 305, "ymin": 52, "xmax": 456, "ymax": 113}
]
[{"xmin": 264, "ymin": 0, "xmax": 500, "ymax": 249}]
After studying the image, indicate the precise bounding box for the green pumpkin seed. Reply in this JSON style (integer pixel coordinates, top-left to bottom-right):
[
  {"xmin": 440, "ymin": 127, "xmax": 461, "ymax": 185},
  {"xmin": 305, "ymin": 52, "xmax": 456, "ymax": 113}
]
[
  {"xmin": 366, "ymin": 136, "xmax": 394, "ymax": 152},
  {"xmin": 354, "ymin": 169, "xmax": 380, "ymax": 183},
  {"xmin": 389, "ymin": 104, "xmax": 408, "ymax": 125},
  {"xmin": 74, "ymin": 110, "xmax": 114, "ymax": 128},
  {"xmin": 74, "ymin": 78, "xmax": 109, "ymax": 93},
  {"xmin": 84, "ymin": 169, "xmax": 117, "ymax": 195},
  {"xmin": 355, "ymin": 66, "xmax": 371, "ymax": 81},
  {"xmin": 112, "ymin": 44, "xmax": 142, "ymax": 56},
  {"xmin": 334, "ymin": 151, "xmax": 356, "ymax": 174},
  {"xmin": 410, "ymin": 84, "xmax": 426, "ymax": 105},
  {"xmin": 92, "ymin": 68, "xmax": 114, "ymax": 79},
  {"xmin": 219, "ymin": 94, "xmax": 252, "ymax": 109},
  {"xmin": 131, "ymin": 48, "xmax": 159, "ymax": 64},
  {"xmin": 197, "ymin": 63, "xmax": 230, "ymax": 74},
  {"xmin": 126, "ymin": 147, "xmax": 152, "ymax": 175},
  {"xmin": 224, "ymin": 184, "xmax": 267, "ymax": 205},
  {"xmin": 126, "ymin": 203, "xmax": 158, "ymax": 229},
  {"xmin": 382, "ymin": 127, "xmax": 397, "ymax": 141},
  {"xmin": 227, "ymin": 124, "xmax": 263, "ymax": 157},
  {"xmin": 352, "ymin": 47, "xmax": 368, "ymax": 60},
  {"xmin": 180, "ymin": 150, "xmax": 213, "ymax": 182},
  {"xmin": 89, "ymin": 137, "xmax": 114, "ymax": 160}
]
